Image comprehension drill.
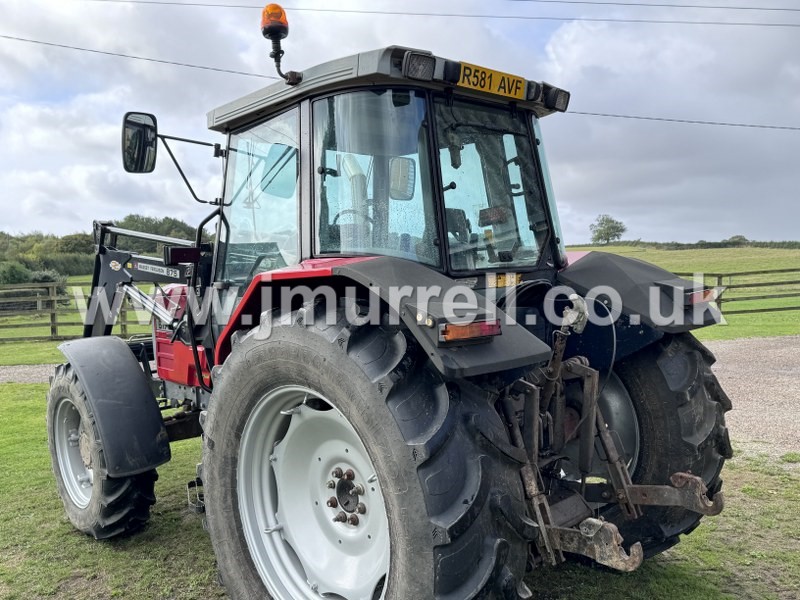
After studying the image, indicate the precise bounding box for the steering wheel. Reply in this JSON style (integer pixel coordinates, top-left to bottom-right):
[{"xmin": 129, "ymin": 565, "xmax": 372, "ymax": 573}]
[{"xmin": 332, "ymin": 209, "xmax": 373, "ymax": 226}]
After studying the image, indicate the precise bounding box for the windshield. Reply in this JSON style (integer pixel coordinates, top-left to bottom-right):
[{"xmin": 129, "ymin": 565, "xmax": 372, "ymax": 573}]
[
  {"xmin": 434, "ymin": 97, "xmax": 550, "ymax": 271},
  {"xmin": 313, "ymin": 89, "xmax": 440, "ymax": 266}
]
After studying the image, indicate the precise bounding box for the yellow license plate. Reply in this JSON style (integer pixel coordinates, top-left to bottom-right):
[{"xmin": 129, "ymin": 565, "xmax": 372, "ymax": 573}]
[
  {"xmin": 486, "ymin": 273, "xmax": 523, "ymax": 288},
  {"xmin": 457, "ymin": 62, "xmax": 526, "ymax": 100}
]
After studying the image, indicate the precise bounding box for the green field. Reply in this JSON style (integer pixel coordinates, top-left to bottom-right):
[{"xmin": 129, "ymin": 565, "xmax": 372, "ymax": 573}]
[{"xmin": 1, "ymin": 383, "xmax": 797, "ymax": 599}]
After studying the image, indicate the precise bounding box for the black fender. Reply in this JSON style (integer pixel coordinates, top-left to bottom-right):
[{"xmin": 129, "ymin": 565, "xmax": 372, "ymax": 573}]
[
  {"xmin": 58, "ymin": 336, "xmax": 171, "ymax": 477},
  {"xmin": 333, "ymin": 257, "xmax": 552, "ymax": 378},
  {"xmin": 556, "ymin": 252, "xmax": 721, "ymax": 367}
]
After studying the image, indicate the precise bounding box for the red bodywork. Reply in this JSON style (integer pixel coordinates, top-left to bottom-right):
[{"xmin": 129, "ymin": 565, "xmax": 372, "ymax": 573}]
[
  {"xmin": 154, "ymin": 285, "xmax": 210, "ymax": 387},
  {"xmin": 214, "ymin": 257, "xmax": 376, "ymax": 365},
  {"xmin": 163, "ymin": 252, "xmax": 579, "ymax": 386}
]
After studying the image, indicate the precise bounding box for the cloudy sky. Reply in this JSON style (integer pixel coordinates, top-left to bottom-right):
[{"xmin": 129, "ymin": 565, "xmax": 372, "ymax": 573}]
[{"xmin": 1, "ymin": 0, "xmax": 798, "ymax": 243}]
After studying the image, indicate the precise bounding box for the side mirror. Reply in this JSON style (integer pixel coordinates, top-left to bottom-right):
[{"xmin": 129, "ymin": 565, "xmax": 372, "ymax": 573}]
[
  {"xmin": 122, "ymin": 112, "xmax": 158, "ymax": 173},
  {"xmin": 389, "ymin": 156, "xmax": 416, "ymax": 201}
]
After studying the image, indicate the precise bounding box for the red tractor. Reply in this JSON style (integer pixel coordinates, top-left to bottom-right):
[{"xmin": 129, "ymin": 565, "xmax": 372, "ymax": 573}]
[{"xmin": 47, "ymin": 5, "xmax": 731, "ymax": 599}]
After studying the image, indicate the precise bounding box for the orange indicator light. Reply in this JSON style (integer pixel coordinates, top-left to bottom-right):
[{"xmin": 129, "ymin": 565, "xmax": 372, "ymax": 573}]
[{"xmin": 439, "ymin": 320, "xmax": 502, "ymax": 343}]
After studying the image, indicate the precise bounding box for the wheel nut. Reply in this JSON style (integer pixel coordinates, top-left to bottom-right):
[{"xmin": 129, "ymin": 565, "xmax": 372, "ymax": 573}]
[
  {"xmin": 332, "ymin": 467, "xmax": 343, "ymax": 479},
  {"xmin": 347, "ymin": 514, "xmax": 359, "ymax": 526},
  {"xmin": 333, "ymin": 511, "xmax": 347, "ymax": 523},
  {"xmin": 326, "ymin": 480, "xmax": 336, "ymax": 489},
  {"xmin": 356, "ymin": 503, "xmax": 366, "ymax": 515},
  {"xmin": 343, "ymin": 469, "xmax": 355, "ymax": 481},
  {"xmin": 353, "ymin": 484, "xmax": 365, "ymax": 495},
  {"xmin": 326, "ymin": 497, "xmax": 338, "ymax": 508}
]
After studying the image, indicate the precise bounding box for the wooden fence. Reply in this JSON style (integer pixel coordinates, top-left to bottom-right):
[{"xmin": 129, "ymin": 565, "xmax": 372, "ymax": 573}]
[
  {"xmin": 0, "ymin": 268, "xmax": 798, "ymax": 343},
  {"xmin": 0, "ymin": 281, "xmax": 145, "ymax": 343},
  {"xmin": 674, "ymin": 267, "xmax": 800, "ymax": 315}
]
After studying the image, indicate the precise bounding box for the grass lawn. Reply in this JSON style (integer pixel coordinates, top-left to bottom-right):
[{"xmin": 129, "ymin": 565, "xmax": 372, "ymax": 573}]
[
  {"xmin": 1, "ymin": 383, "xmax": 797, "ymax": 599},
  {"xmin": 565, "ymin": 245, "xmax": 800, "ymax": 274},
  {"xmin": 0, "ymin": 341, "xmax": 65, "ymax": 366},
  {"xmin": 0, "ymin": 383, "xmax": 220, "ymax": 599}
]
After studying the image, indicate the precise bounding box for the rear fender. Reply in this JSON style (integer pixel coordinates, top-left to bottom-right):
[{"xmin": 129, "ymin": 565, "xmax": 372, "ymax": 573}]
[
  {"xmin": 58, "ymin": 336, "xmax": 171, "ymax": 477},
  {"xmin": 558, "ymin": 251, "xmax": 721, "ymax": 334},
  {"xmin": 557, "ymin": 251, "xmax": 721, "ymax": 367}
]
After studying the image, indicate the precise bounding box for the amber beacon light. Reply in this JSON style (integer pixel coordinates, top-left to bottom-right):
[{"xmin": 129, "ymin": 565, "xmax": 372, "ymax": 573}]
[
  {"xmin": 261, "ymin": 3, "xmax": 289, "ymax": 40},
  {"xmin": 261, "ymin": 3, "xmax": 302, "ymax": 84}
]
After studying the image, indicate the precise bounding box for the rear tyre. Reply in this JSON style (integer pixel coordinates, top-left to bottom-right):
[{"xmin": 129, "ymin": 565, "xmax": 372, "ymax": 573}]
[
  {"xmin": 602, "ymin": 333, "xmax": 733, "ymax": 556},
  {"xmin": 46, "ymin": 364, "xmax": 158, "ymax": 540},
  {"xmin": 203, "ymin": 304, "xmax": 529, "ymax": 600}
]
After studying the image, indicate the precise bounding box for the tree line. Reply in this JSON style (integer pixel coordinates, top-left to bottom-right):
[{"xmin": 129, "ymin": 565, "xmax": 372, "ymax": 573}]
[
  {"xmin": 586, "ymin": 215, "xmax": 799, "ymax": 249},
  {"xmin": 0, "ymin": 215, "xmax": 198, "ymax": 285}
]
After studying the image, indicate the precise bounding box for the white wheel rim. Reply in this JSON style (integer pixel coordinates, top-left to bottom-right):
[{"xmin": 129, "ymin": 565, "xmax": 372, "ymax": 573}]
[
  {"xmin": 53, "ymin": 397, "xmax": 94, "ymax": 508},
  {"xmin": 238, "ymin": 385, "xmax": 390, "ymax": 600}
]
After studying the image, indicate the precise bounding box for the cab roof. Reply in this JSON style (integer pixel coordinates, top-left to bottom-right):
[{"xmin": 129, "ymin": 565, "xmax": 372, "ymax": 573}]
[{"xmin": 207, "ymin": 46, "xmax": 565, "ymax": 133}]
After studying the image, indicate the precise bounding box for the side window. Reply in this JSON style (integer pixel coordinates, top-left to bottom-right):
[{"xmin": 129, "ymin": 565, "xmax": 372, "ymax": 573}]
[{"xmin": 221, "ymin": 108, "xmax": 300, "ymax": 283}]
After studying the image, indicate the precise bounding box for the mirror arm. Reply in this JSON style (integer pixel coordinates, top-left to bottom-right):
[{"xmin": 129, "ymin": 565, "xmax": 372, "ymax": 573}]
[
  {"xmin": 160, "ymin": 136, "xmax": 214, "ymax": 205},
  {"xmin": 160, "ymin": 134, "xmax": 226, "ymax": 158}
]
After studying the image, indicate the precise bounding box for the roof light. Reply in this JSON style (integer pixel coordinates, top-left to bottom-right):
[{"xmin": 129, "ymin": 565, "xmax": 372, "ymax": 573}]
[
  {"xmin": 543, "ymin": 83, "xmax": 571, "ymax": 112},
  {"xmin": 261, "ymin": 3, "xmax": 302, "ymax": 85},
  {"xmin": 439, "ymin": 320, "xmax": 502, "ymax": 344},
  {"xmin": 261, "ymin": 3, "xmax": 289, "ymax": 40},
  {"xmin": 403, "ymin": 52, "xmax": 435, "ymax": 81}
]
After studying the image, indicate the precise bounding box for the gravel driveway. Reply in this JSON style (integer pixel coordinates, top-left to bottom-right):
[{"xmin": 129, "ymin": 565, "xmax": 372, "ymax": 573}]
[
  {"xmin": 706, "ymin": 335, "xmax": 800, "ymax": 456},
  {"xmin": 2, "ymin": 335, "xmax": 798, "ymax": 453}
]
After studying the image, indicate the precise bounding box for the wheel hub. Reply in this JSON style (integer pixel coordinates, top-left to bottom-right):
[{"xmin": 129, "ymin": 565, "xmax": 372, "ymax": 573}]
[
  {"xmin": 335, "ymin": 472, "xmax": 362, "ymax": 514},
  {"xmin": 79, "ymin": 427, "xmax": 92, "ymax": 469},
  {"xmin": 562, "ymin": 373, "xmax": 640, "ymax": 481}
]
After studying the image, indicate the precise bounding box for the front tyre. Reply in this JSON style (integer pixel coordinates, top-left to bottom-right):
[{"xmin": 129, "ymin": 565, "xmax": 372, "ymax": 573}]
[
  {"xmin": 203, "ymin": 305, "xmax": 529, "ymax": 600},
  {"xmin": 46, "ymin": 364, "xmax": 157, "ymax": 539}
]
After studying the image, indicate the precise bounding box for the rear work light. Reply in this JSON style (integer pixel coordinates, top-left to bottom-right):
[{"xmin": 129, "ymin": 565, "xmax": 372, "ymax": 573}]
[
  {"xmin": 403, "ymin": 52, "xmax": 436, "ymax": 81},
  {"xmin": 439, "ymin": 320, "xmax": 502, "ymax": 344},
  {"xmin": 544, "ymin": 85, "xmax": 571, "ymax": 112}
]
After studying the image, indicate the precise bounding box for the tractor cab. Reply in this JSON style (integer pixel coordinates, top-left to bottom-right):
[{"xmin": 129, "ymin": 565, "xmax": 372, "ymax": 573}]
[{"xmin": 210, "ymin": 45, "xmax": 571, "ymax": 292}]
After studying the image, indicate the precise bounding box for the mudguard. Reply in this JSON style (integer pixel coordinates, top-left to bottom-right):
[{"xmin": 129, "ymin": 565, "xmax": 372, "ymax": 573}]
[
  {"xmin": 558, "ymin": 252, "xmax": 720, "ymax": 334},
  {"xmin": 58, "ymin": 336, "xmax": 171, "ymax": 477},
  {"xmin": 556, "ymin": 252, "xmax": 721, "ymax": 367},
  {"xmin": 334, "ymin": 257, "xmax": 553, "ymax": 378}
]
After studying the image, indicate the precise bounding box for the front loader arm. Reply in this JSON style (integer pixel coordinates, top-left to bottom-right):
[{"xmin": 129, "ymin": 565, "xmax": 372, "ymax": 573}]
[{"xmin": 84, "ymin": 220, "xmax": 194, "ymax": 337}]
